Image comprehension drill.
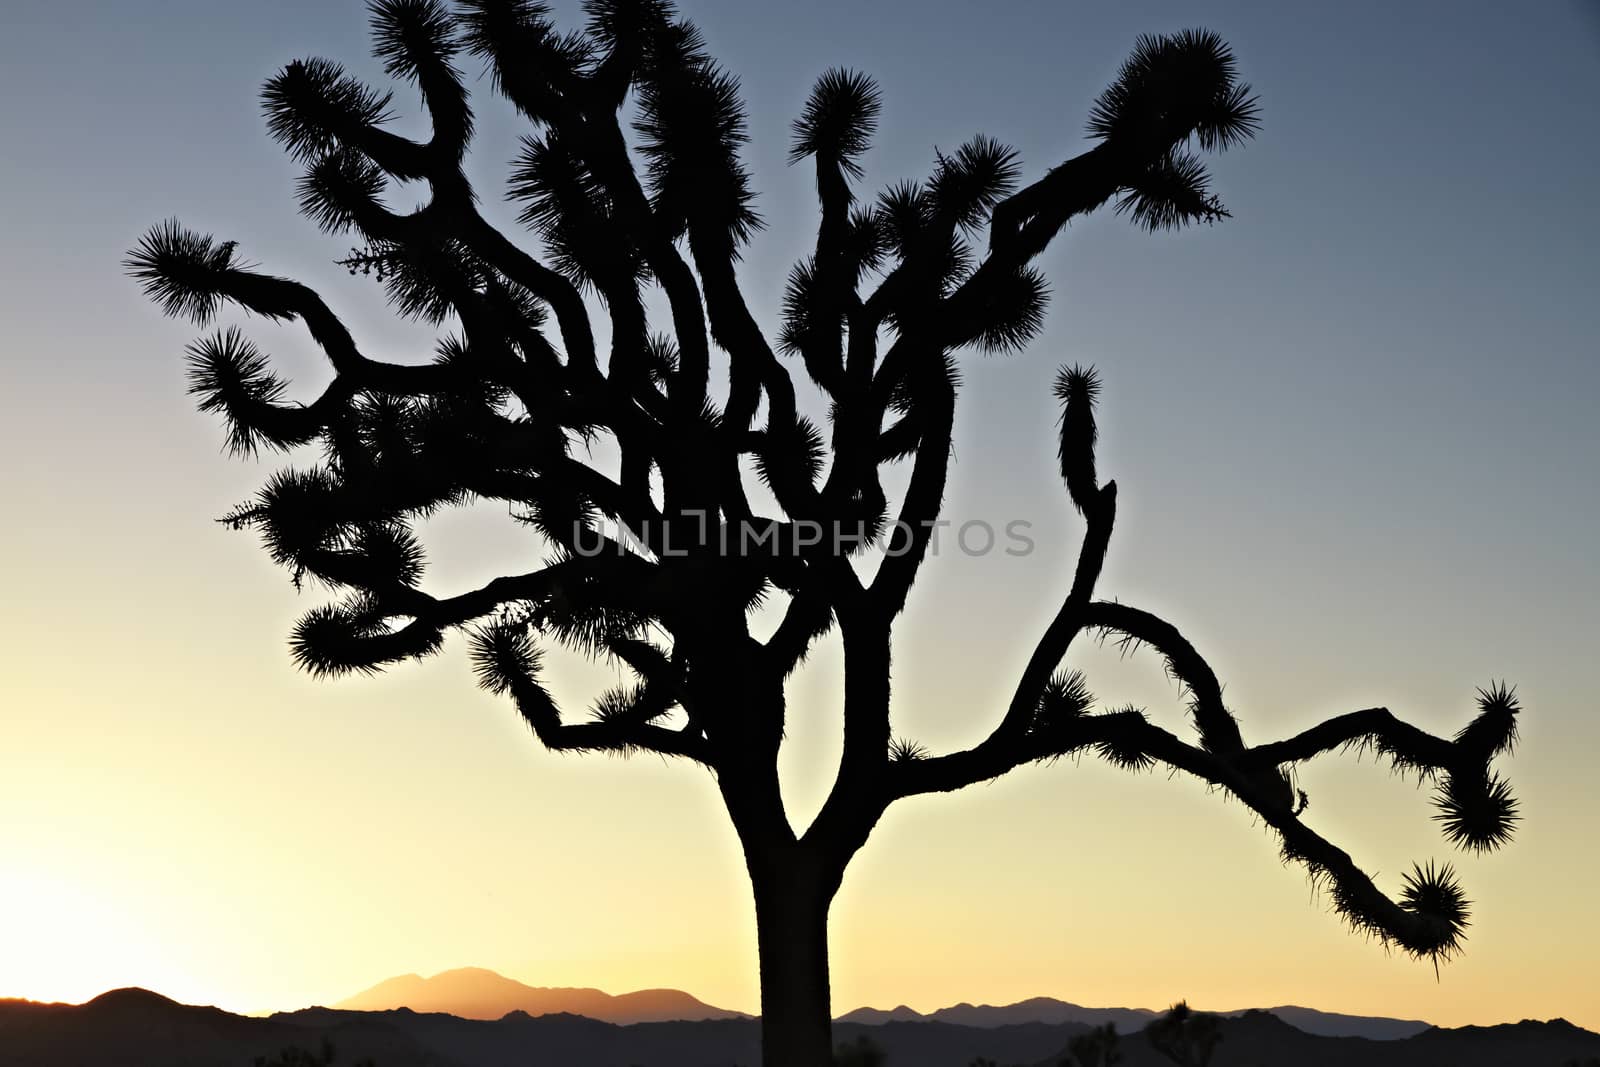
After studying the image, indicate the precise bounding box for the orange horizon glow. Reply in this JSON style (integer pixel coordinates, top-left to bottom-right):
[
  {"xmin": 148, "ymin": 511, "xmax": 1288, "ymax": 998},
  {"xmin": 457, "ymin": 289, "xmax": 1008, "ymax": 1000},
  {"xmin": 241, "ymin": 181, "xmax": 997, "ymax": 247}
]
[{"xmin": 4, "ymin": 670, "xmax": 1595, "ymax": 1033}]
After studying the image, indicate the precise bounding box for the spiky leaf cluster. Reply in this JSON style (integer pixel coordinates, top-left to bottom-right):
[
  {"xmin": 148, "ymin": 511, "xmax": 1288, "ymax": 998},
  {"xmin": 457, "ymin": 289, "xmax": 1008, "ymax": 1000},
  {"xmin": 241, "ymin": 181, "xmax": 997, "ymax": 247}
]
[
  {"xmin": 930, "ymin": 135, "xmax": 1021, "ymax": 233},
  {"xmin": 298, "ymin": 148, "xmax": 388, "ymax": 235},
  {"xmin": 124, "ymin": 221, "xmax": 246, "ymax": 323},
  {"xmin": 633, "ymin": 20, "xmax": 761, "ymax": 250},
  {"xmin": 1114, "ymin": 149, "xmax": 1228, "ymax": 232},
  {"xmin": 888, "ymin": 737, "xmax": 930, "ymax": 763},
  {"xmin": 370, "ymin": 0, "xmax": 461, "ymax": 83},
  {"xmin": 1033, "ymin": 668, "xmax": 1093, "ymax": 737},
  {"xmin": 1398, "ymin": 860, "xmax": 1471, "ymax": 966},
  {"xmin": 1456, "ymin": 682, "xmax": 1521, "ymax": 760},
  {"xmin": 1433, "ymin": 771, "xmax": 1519, "ymax": 854},
  {"xmin": 291, "ymin": 594, "xmax": 441, "ymax": 678},
  {"xmin": 262, "ymin": 58, "xmax": 395, "ymax": 163},
  {"xmin": 1091, "ymin": 706, "xmax": 1157, "ymax": 772},
  {"xmin": 368, "ymin": 0, "xmax": 474, "ymax": 152},
  {"xmin": 1054, "ymin": 364, "xmax": 1101, "ymax": 514},
  {"xmin": 1086, "ymin": 29, "xmax": 1259, "ymax": 151},
  {"xmin": 185, "ymin": 328, "xmax": 316, "ymax": 456},
  {"xmin": 509, "ymin": 133, "xmax": 642, "ymax": 290},
  {"xmin": 790, "ymin": 68, "xmax": 882, "ymax": 178},
  {"xmin": 469, "ymin": 618, "xmax": 541, "ymax": 696},
  {"xmin": 457, "ymin": 0, "xmax": 592, "ymax": 123},
  {"xmin": 1086, "ymin": 29, "xmax": 1259, "ymax": 232}
]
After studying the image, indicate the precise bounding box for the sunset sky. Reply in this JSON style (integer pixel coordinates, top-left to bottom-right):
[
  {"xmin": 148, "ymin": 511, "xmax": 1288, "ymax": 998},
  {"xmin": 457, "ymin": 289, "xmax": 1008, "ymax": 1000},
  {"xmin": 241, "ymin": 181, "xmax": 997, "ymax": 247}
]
[{"xmin": 3, "ymin": 0, "xmax": 1598, "ymax": 1032}]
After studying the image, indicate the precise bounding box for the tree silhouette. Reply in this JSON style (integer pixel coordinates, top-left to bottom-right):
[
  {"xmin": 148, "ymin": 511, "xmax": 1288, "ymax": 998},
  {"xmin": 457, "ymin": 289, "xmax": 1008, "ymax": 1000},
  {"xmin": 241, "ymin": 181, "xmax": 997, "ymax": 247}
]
[
  {"xmin": 1067, "ymin": 1023, "xmax": 1122, "ymax": 1067},
  {"xmin": 128, "ymin": 3, "xmax": 1523, "ymax": 1066},
  {"xmin": 254, "ymin": 1041, "xmax": 375, "ymax": 1067},
  {"xmin": 1144, "ymin": 1003, "xmax": 1219, "ymax": 1067},
  {"xmin": 835, "ymin": 1034, "xmax": 887, "ymax": 1067}
]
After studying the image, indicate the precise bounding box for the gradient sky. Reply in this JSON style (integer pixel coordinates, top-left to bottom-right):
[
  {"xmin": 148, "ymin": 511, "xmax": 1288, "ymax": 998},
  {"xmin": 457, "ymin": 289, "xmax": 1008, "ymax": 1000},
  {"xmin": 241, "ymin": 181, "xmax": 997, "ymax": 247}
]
[{"xmin": 3, "ymin": 0, "xmax": 1598, "ymax": 1032}]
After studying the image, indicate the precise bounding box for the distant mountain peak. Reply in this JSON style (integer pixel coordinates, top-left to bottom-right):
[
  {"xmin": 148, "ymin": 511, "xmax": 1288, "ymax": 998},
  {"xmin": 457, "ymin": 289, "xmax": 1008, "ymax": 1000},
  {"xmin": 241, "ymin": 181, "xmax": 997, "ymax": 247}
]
[
  {"xmin": 1239, "ymin": 1004, "xmax": 1430, "ymax": 1040},
  {"xmin": 86, "ymin": 988, "xmax": 181, "ymax": 1010},
  {"xmin": 333, "ymin": 967, "xmax": 744, "ymax": 1024},
  {"xmin": 836, "ymin": 1004, "xmax": 927, "ymax": 1024}
]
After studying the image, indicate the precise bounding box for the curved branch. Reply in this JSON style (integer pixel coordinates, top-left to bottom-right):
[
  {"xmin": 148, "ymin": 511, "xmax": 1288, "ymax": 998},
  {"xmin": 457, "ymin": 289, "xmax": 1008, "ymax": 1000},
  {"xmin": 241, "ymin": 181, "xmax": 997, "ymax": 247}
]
[
  {"xmin": 1243, "ymin": 707, "xmax": 1456, "ymax": 772},
  {"xmin": 388, "ymin": 559, "xmax": 592, "ymax": 624},
  {"xmin": 866, "ymin": 359, "xmax": 957, "ymax": 618},
  {"xmin": 1081, "ymin": 599, "xmax": 1245, "ymax": 755},
  {"xmin": 762, "ymin": 585, "xmax": 835, "ymax": 675},
  {"xmin": 293, "ymin": 93, "xmax": 599, "ymax": 379},
  {"xmin": 208, "ymin": 267, "xmax": 469, "ymax": 398},
  {"xmin": 501, "ymin": 666, "xmax": 711, "ymax": 766},
  {"xmin": 888, "ymin": 482, "xmax": 1117, "ymax": 795},
  {"xmin": 895, "ymin": 699, "xmax": 1476, "ymax": 964}
]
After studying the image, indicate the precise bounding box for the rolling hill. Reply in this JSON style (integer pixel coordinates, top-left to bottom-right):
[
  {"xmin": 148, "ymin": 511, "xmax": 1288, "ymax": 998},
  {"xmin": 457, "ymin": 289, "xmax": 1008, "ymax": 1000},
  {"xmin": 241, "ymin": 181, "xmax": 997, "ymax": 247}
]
[
  {"xmin": 838, "ymin": 996, "xmax": 1430, "ymax": 1041},
  {"xmin": 3, "ymin": 988, "xmax": 1598, "ymax": 1067}
]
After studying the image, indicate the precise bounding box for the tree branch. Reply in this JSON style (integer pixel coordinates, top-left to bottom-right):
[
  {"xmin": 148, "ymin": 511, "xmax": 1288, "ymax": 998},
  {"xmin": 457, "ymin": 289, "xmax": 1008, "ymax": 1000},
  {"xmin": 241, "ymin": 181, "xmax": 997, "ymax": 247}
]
[
  {"xmin": 888, "ymin": 483, "xmax": 1117, "ymax": 795},
  {"xmin": 1081, "ymin": 599, "xmax": 1246, "ymax": 756},
  {"xmin": 1242, "ymin": 707, "xmax": 1456, "ymax": 771}
]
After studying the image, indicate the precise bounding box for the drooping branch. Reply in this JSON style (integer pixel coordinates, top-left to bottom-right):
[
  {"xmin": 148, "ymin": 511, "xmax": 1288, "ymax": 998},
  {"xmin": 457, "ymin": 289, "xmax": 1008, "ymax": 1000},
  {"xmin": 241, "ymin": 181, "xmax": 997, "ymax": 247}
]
[
  {"xmin": 883, "ymin": 347, "xmax": 1517, "ymax": 968},
  {"xmin": 469, "ymin": 615, "xmax": 713, "ymax": 765},
  {"xmin": 895, "ymin": 664, "xmax": 1513, "ymax": 966},
  {"xmin": 130, "ymin": 223, "xmax": 450, "ymax": 391},
  {"xmin": 281, "ymin": 559, "xmax": 583, "ymax": 678}
]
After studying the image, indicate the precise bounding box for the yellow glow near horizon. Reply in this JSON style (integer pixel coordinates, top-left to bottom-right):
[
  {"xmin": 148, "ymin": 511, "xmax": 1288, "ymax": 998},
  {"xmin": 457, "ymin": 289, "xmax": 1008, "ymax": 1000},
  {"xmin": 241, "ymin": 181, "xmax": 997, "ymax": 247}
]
[
  {"xmin": 2, "ymin": 500, "xmax": 1595, "ymax": 1028},
  {"xmin": 4, "ymin": 665, "xmax": 1598, "ymax": 1030},
  {"xmin": 0, "ymin": 863, "xmax": 180, "ymax": 1007}
]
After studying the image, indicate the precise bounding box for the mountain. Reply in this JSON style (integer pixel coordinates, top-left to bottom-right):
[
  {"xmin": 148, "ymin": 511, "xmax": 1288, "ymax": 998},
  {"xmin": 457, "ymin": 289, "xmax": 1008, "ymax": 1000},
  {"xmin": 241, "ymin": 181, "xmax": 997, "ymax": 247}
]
[
  {"xmin": 333, "ymin": 971, "xmax": 1442, "ymax": 1042},
  {"xmin": 5, "ymin": 990, "xmax": 1599, "ymax": 1067},
  {"xmin": 932, "ymin": 997, "xmax": 1158, "ymax": 1033},
  {"xmin": 838, "ymin": 997, "xmax": 1158, "ymax": 1033},
  {"xmin": 836, "ymin": 1004, "xmax": 928, "ymax": 1025},
  {"xmin": 837, "ymin": 996, "xmax": 1426, "ymax": 1041},
  {"xmin": 1238, "ymin": 1004, "xmax": 1429, "ymax": 1040},
  {"xmin": 0, "ymin": 988, "xmax": 439, "ymax": 1067},
  {"xmin": 334, "ymin": 967, "xmax": 744, "ymax": 1024},
  {"xmin": 1034, "ymin": 1010, "xmax": 1600, "ymax": 1067}
]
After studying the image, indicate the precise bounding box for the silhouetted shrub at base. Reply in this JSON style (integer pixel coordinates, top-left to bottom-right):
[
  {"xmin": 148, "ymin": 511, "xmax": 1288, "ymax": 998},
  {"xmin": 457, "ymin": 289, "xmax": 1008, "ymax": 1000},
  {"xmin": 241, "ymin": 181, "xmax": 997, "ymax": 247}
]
[
  {"xmin": 836, "ymin": 1034, "xmax": 888, "ymax": 1067},
  {"xmin": 128, "ymin": 3, "xmax": 1525, "ymax": 1067},
  {"xmin": 1145, "ymin": 1003, "xmax": 1220, "ymax": 1067},
  {"xmin": 1068, "ymin": 1023, "xmax": 1122, "ymax": 1067},
  {"xmin": 254, "ymin": 1041, "xmax": 374, "ymax": 1067}
]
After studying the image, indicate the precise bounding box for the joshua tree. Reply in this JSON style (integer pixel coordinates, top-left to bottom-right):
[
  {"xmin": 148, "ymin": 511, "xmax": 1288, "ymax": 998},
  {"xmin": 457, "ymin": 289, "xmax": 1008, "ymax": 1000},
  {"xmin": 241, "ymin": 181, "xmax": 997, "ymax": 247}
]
[
  {"xmin": 1144, "ymin": 1003, "xmax": 1219, "ymax": 1067},
  {"xmin": 1067, "ymin": 1024, "xmax": 1122, "ymax": 1067},
  {"xmin": 835, "ymin": 1035, "xmax": 887, "ymax": 1067},
  {"xmin": 128, "ymin": 3, "xmax": 1523, "ymax": 1066},
  {"xmin": 254, "ymin": 1041, "xmax": 375, "ymax": 1067}
]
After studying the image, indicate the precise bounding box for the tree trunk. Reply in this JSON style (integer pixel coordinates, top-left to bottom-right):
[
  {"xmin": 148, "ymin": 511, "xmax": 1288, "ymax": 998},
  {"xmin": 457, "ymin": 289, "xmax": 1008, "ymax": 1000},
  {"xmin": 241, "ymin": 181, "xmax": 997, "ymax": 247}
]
[{"xmin": 751, "ymin": 859, "xmax": 836, "ymax": 1067}]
